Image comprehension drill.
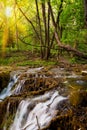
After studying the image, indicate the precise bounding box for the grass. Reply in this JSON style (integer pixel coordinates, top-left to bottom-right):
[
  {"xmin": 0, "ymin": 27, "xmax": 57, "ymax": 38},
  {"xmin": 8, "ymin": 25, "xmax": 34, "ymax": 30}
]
[
  {"xmin": 0, "ymin": 42, "xmax": 87, "ymax": 67},
  {"xmin": 0, "ymin": 55, "xmax": 26, "ymax": 66},
  {"xmin": 0, "ymin": 48, "xmax": 57, "ymax": 67},
  {"xmin": 17, "ymin": 60, "xmax": 56, "ymax": 67}
]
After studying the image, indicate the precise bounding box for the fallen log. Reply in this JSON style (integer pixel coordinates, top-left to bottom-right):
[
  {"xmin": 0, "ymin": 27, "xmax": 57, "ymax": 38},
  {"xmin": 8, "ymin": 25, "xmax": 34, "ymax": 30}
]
[{"xmin": 55, "ymin": 32, "xmax": 87, "ymax": 59}]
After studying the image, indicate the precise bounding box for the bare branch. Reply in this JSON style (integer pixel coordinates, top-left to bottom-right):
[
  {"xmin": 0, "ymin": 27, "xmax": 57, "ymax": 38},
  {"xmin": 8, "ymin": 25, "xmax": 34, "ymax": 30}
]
[
  {"xmin": 16, "ymin": 2, "xmax": 40, "ymax": 40},
  {"xmin": 36, "ymin": 116, "xmax": 40, "ymax": 130}
]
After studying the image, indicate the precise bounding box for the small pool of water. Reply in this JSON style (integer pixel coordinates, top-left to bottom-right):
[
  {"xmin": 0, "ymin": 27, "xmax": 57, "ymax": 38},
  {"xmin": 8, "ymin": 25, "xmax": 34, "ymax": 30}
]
[{"xmin": 67, "ymin": 78, "xmax": 87, "ymax": 89}]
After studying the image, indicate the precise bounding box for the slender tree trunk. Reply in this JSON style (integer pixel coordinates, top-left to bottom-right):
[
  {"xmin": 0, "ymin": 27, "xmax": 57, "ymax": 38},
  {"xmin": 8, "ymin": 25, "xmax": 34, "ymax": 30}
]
[
  {"xmin": 84, "ymin": 0, "xmax": 87, "ymax": 27},
  {"xmin": 35, "ymin": 0, "xmax": 44, "ymax": 59},
  {"xmin": 41, "ymin": 2, "xmax": 51, "ymax": 59},
  {"xmin": 41, "ymin": 2, "xmax": 48, "ymax": 58},
  {"xmin": 56, "ymin": 0, "xmax": 63, "ymax": 39},
  {"xmin": 46, "ymin": 3, "xmax": 50, "ymax": 60},
  {"xmin": 48, "ymin": 1, "xmax": 61, "ymax": 44},
  {"xmin": 42, "ymin": 2, "xmax": 47, "ymax": 45},
  {"xmin": 14, "ymin": 0, "xmax": 19, "ymax": 50},
  {"xmin": 48, "ymin": 0, "xmax": 87, "ymax": 59},
  {"xmin": 50, "ymin": 0, "xmax": 63, "ymax": 49}
]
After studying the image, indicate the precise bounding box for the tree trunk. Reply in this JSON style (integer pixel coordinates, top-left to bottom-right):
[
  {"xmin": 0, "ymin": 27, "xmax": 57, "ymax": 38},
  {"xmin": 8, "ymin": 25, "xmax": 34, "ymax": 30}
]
[
  {"xmin": 49, "ymin": 0, "xmax": 63, "ymax": 51},
  {"xmin": 35, "ymin": 0, "xmax": 44, "ymax": 59},
  {"xmin": 41, "ymin": 2, "xmax": 48, "ymax": 58},
  {"xmin": 56, "ymin": 0, "xmax": 63, "ymax": 39},
  {"xmin": 46, "ymin": 3, "xmax": 51, "ymax": 60},
  {"xmin": 41, "ymin": 1, "xmax": 51, "ymax": 60},
  {"xmin": 84, "ymin": 0, "xmax": 87, "ymax": 27},
  {"xmin": 14, "ymin": 0, "xmax": 19, "ymax": 50}
]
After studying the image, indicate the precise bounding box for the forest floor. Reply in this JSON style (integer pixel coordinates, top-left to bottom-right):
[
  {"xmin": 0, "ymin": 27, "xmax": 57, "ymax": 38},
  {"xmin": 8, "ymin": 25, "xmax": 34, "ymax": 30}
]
[{"xmin": 0, "ymin": 50, "xmax": 87, "ymax": 67}]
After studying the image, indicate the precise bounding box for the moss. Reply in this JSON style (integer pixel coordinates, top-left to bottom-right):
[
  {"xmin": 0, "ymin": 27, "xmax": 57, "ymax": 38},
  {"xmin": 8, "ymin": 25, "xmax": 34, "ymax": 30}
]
[
  {"xmin": 69, "ymin": 90, "xmax": 87, "ymax": 107},
  {"xmin": 1, "ymin": 115, "xmax": 14, "ymax": 130},
  {"xmin": 21, "ymin": 77, "xmax": 59, "ymax": 93},
  {"xmin": 0, "ymin": 97, "xmax": 22, "ymax": 129},
  {"xmin": 17, "ymin": 59, "xmax": 56, "ymax": 67},
  {"xmin": 0, "ymin": 100, "xmax": 8, "ymax": 129}
]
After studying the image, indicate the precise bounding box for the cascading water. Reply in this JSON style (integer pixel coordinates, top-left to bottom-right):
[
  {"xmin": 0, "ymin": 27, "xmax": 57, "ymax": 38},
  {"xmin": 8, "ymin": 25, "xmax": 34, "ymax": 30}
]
[
  {"xmin": 10, "ymin": 90, "xmax": 67, "ymax": 130},
  {"xmin": 3, "ymin": 102, "xmax": 10, "ymax": 130},
  {"xmin": 0, "ymin": 74, "xmax": 18, "ymax": 100},
  {"xmin": 0, "ymin": 67, "xmax": 44, "ymax": 101},
  {"xmin": 12, "ymin": 79, "xmax": 25, "ymax": 95},
  {"xmin": 1, "ymin": 66, "xmax": 87, "ymax": 130}
]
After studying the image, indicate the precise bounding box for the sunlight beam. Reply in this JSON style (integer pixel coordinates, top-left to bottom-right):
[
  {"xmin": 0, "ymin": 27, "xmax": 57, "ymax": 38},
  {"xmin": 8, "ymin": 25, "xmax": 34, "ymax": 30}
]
[{"xmin": 5, "ymin": 7, "xmax": 12, "ymax": 18}]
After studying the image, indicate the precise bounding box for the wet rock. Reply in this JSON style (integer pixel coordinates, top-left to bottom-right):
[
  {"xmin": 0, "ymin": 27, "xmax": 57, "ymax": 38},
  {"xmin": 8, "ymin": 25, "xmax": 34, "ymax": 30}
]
[
  {"xmin": 17, "ymin": 77, "xmax": 60, "ymax": 94},
  {"xmin": 0, "ymin": 97, "xmax": 22, "ymax": 130},
  {"xmin": 81, "ymin": 70, "xmax": 87, "ymax": 76},
  {"xmin": 43, "ymin": 105, "xmax": 87, "ymax": 130}
]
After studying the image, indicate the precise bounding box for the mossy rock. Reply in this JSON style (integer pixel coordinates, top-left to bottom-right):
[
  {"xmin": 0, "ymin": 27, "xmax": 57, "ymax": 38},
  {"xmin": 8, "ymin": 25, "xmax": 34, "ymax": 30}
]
[
  {"xmin": 42, "ymin": 106, "xmax": 87, "ymax": 130},
  {"xmin": 69, "ymin": 90, "xmax": 87, "ymax": 107},
  {"xmin": 17, "ymin": 77, "xmax": 60, "ymax": 94}
]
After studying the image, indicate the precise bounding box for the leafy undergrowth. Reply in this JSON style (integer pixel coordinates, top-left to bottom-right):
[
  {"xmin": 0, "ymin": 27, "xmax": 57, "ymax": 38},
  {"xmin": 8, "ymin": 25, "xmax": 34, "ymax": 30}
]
[
  {"xmin": 0, "ymin": 50, "xmax": 57, "ymax": 67},
  {"xmin": 0, "ymin": 49, "xmax": 87, "ymax": 68}
]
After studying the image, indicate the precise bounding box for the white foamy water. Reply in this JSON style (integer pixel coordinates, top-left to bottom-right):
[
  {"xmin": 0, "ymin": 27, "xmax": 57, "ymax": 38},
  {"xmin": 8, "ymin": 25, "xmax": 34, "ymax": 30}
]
[
  {"xmin": 11, "ymin": 80, "xmax": 25, "ymax": 95},
  {"xmin": 27, "ymin": 67, "xmax": 44, "ymax": 74},
  {"xmin": 10, "ymin": 90, "xmax": 67, "ymax": 130}
]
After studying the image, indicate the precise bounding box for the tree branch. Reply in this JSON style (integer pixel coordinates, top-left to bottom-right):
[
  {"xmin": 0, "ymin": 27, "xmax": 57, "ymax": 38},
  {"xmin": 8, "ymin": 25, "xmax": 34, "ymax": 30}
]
[{"xmin": 16, "ymin": 3, "xmax": 40, "ymax": 40}]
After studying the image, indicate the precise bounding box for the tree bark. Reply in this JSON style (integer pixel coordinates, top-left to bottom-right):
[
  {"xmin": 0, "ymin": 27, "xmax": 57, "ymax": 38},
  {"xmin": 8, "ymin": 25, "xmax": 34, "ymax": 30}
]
[
  {"xmin": 84, "ymin": 0, "xmax": 87, "ymax": 26},
  {"xmin": 35, "ymin": 0, "xmax": 44, "ymax": 58},
  {"xmin": 14, "ymin": 0, "xmax": 19, "ymax": 50},
  {"xmin": 56, "ymin": 0, "xmax": 63, "ymax": 39},
  {"xmin": 41, "ymin": 1, "xmax": 51, "ymax": 59},
  {"xmin": 50, "ymin": 0, "xmax": 63, "ymax": 49},
  {"xmin": 46, "ymin": 3, "xmax": 51, "ymax": 60},
  {"xmin": 41, "ymin": 2, "xmax": 48, "ymax": 58}
]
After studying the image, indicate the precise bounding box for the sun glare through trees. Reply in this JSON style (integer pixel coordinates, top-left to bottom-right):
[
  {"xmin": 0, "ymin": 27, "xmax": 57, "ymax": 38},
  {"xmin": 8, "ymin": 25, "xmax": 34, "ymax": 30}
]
[
  {"xmin": 0, "ymin": 1, "xmax": 27, "ymax": 57},
  {"xmin": 5, "ymin": 6, "xmax": 13, "ymax": 18}
]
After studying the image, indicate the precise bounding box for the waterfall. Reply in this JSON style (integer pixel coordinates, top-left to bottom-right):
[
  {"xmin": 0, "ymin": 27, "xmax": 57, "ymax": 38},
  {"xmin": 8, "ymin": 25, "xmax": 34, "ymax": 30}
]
[
  {"xmin": 0, "ymin": 67, "xmax": 44, "ymax": 101},
  {"xmin": 0, "ymin": 74, "xmax": 18, "ymax": 100},
  {"xmin": 10, "ymin": 90, "xmax": 67, "ymax": 130},
  {"xmin": 1, "ymin": 67, "xmax": 87, "ymax": 130},
  {"xmin": 11, "ymin": 79, "xmax": 25, "ymax": 95},
  {"xmin": 3, "ymin": 102, "xmax": 10, "ymax": 130}
]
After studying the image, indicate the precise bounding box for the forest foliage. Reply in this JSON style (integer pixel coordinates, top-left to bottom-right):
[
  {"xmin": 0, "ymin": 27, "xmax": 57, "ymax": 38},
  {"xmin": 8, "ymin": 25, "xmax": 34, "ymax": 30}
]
[{"xmin": 0, "ymin": 0, "xmax": 87, "ymax": 60}]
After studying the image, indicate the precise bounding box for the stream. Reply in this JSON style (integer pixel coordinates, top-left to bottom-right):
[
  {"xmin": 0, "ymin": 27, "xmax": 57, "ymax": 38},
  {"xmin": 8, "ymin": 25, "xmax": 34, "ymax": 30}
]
[
  {"xmin": 0, "ymin": 66, "xmax": 87, "ymax": 130},
  {"xmin": 10, "ymin": 90, "xmax": 67, "ymax": 130}
]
